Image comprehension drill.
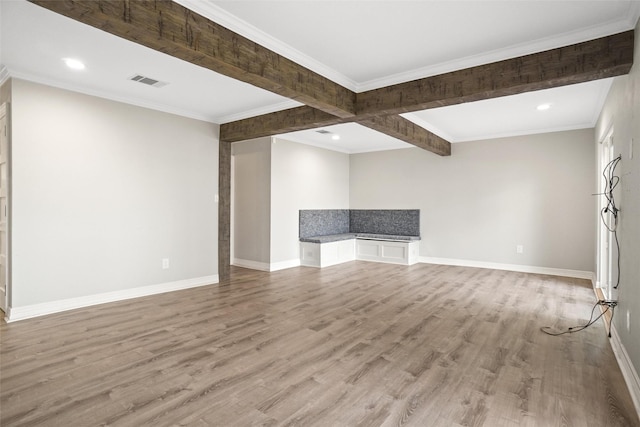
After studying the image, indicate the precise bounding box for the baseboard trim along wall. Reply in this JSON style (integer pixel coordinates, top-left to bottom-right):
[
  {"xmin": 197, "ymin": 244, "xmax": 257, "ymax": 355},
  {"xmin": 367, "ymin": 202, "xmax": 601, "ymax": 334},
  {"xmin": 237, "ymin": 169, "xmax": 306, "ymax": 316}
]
[
  {"xmin": 235, "ymin": 255, "xmax": 593, "ymax": 279},
  {"xmin": 232, "ymin": 258, "xmax": 301, "ymax": 272},
  {"xmin": 610, "ymin": 324, "xmax": 640, "ymax": 419},
  {"xmin": 269, "ymin": 259, "xmax": 301, "ymax": 271},
  {"xmin": 232, "ymin": 258, "xmax": 271, "ymax": 272},
  {"xmin": 419, "ymin": 257, "xmax": 593, "ymax": 280},
  {"xmin": 5, "ymin": 275, "xmax": 219, "ymax": 323}
]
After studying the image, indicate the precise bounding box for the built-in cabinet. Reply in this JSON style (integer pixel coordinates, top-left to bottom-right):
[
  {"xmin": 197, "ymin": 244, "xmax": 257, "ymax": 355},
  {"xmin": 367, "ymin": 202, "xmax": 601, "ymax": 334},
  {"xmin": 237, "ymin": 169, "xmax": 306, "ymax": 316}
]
[
  {"xmin": 300, "ymin": 239, "xmax": 356, "ymax": 268},
  {"xmin": 300, "ymin": 238, "xmax": 420, "ymax": 268}
]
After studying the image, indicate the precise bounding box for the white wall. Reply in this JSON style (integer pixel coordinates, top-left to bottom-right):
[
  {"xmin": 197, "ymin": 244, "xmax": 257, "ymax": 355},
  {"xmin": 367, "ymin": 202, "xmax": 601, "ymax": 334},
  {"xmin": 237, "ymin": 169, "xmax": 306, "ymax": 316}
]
[
  {"xmin": 270, "ymin": 138, "xmax": 349, "ymax": 266},
  {"xmin": 350, "ymin": 129, "xmax": 596, "ymax": 271},
  {"xmin": 11, "ymin": 79, "xmax": 218, "ymax": 307},
  {"xmin": 232, "ymin": 137, "xmax": 271, "ymax": 265},
  {"xmin": 595, "ymin": 18, "xmax": 640, "ymax": 394}
]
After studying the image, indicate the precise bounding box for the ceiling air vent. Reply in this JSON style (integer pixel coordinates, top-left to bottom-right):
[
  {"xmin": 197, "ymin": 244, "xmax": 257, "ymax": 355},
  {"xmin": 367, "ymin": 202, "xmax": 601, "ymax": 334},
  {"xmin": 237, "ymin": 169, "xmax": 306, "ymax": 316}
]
[
  {"xmin": 315, "ymin": 129, "xmax": 332, "ymax": 135},
  {"xmin": 129, "ymin": 74, "xmax": 168, "ymax": 88}
]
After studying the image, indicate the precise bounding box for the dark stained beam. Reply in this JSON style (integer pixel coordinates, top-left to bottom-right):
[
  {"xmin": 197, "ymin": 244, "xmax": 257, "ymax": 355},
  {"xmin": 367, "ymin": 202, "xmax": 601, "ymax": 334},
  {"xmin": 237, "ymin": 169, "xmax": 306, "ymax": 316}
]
[
  {"xmin": 220, "ymin": 31, "xmax": 633, "ymax": 147},
  {"xmin": 218, "ymin": 140, "xmax": 231, "ymax": 281},
  {"xmin": 357, "ymin": 30, "xmax": 635, "ymax": 117},
  {"xmin": 31, "ymin": 1, "xmax": 634, "ymax": 152},
  {"xmin": 28, "ymin": 0, "xmax": 356, "ymax": 119},
  {"xmin": 220, "ymin": 106, "xmax": 345, "ymax": 142},
  {"xmin": 221, "ymin": 106, "xmax": 451, "ymax": 156},
  {"xmin": 359, "ymin": 115, "xmax": 450, "ymax": 156}
]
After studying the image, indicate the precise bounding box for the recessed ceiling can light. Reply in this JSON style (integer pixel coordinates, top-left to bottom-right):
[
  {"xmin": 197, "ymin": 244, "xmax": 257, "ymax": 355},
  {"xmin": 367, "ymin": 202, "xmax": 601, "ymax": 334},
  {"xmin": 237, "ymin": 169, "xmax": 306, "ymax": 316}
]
[
  {"xmin": 537, "ymin": 103, "xmax": 551, "ymax": 111},
  {"xmin": 63, "ymin": 58, "xmax": 86, "ymax": 70},
  {"xmin": 331, "ymin": 135, "xmax": 340, "ymax": 141}
]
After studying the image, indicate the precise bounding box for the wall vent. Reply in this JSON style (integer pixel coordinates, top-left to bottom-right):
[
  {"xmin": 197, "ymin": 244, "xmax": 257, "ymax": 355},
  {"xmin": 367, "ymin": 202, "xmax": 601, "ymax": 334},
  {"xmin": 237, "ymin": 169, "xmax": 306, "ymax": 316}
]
[{"xmin": 129, "ymin": 74, "xmax": 168, "ymax": 88}]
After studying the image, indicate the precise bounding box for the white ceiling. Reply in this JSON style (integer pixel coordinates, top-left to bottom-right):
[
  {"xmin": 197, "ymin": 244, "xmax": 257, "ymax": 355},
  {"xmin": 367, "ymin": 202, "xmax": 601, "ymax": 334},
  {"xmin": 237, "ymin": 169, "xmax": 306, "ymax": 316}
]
[
  {"xmin": 1, "ymin": 0, "xmax": 639, "ymax": 153},
  {"xmin": 0, "ymin": 0, "xmax": 302, "ymax": 123},
  {"xmin": 404, "ymin": 78, "xmax": 614, "ymax": 143},
  {"xmin": 279, "ymin": 122, "xmax": 414, "ymax": 154}
]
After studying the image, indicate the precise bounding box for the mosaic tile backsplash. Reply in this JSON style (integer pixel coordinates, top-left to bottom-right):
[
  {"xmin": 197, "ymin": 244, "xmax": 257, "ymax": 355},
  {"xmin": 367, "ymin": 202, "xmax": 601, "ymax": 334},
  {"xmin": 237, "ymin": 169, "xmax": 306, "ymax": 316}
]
[
  {"xmin": 349, "ymin": 209, "xmax": 420, "ymax": 237},
  {"xmin": 299, "ymin": 209, "xmax": 420, "ymax": 238},
  {"xmin": 299, "ymin": 209, "xmax": 350, "ymax": 238}
]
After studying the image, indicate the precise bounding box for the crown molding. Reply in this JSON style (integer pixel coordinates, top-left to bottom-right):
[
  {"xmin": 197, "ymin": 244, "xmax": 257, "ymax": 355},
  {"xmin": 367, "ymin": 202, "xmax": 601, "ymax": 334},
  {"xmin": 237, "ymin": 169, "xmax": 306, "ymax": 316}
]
[
  {"xmin": 402, "ymin": 111, "xmax": 601, "ymax": 144},
  {"xmin": 176, "ymin": 0, "xmax": 640, "ymax": 94},
  {"xmin": 7, "ymin": 68, "xmax": 219, "ymax": 122},
  {"xmin": 401, "ymin": 76, "xmax": 613, "ymax": 144},
  {"xmin": 173, "ymin": 0, "xmax": 359, "ymax": 92},
  {"xmin": 5, "ymin": 67, "xmax": 297, "ymax": 125},
  {"xmin": 0, "ymin": 65, "xmax": 10, "ymax": 86},
  {"xmin": 216, "ymin": 99, "xmax": 302, "ymax": 124},
  {"xmin": 275, "ymin": 133, "xmax": 412, "ymax": 155},
  {"xmin": 357, "ymin": 17, "xmax": 639, "ymax": 92},
  {"xmin": 276, "ymin": 134, "xmax": 352, "ymax": 154},
  {"xmin": 452, "ymin": 123, "xmax": 596, "ymax": 144}
]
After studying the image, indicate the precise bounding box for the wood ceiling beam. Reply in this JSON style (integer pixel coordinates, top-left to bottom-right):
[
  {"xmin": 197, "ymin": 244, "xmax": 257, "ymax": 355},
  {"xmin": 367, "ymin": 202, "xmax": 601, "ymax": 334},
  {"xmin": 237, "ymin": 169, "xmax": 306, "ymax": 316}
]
[
  {"xmin": 221, "ymin": 31, "xmax": 633, "ymax": 153},
  {"xmin": 357, "ymin": 30, "xmax": 635, "ymax": 117},
  {"xmin": 28, "ymin": 0, "xmax": 356, "ymax": 119},
  {"xmin": 359, "ymin": 115, "xmax": 450, "ymax": 156},
  {"xmin": 30, "ymin": 2, "xmax": 634, "ymax": 156},
  {"xmin": 220, "ymin": 106, "xmax": 345, "ymax": 143},
  {"xmin": 221, "ymin": 107, "xmax": 451, "ymax": 156}
]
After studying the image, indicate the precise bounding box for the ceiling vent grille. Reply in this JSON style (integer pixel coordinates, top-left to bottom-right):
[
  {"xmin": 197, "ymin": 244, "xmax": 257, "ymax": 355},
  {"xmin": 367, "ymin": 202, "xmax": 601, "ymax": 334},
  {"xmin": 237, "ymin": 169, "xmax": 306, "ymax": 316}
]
[
  {"xmin": 129, "ymin": 74, "xmax": 168, "ymax": 88},
  {"xmin": 315, "ymin": 129, "xmax": 332, "ymax": 135}
]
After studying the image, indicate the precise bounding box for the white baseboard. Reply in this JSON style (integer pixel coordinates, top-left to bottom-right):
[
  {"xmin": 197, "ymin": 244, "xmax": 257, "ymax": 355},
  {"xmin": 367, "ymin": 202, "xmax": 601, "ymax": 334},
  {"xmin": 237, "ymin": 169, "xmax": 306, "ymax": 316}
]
[
  {"xmin": 419, "ymin": 256, "xmax": 593, "ymax": 280},
  {"xmin": 5, "ymin": 275, "xmax": 219, "ymax": 323},
  {"xmin": 234, "ymin": 255, "xmax": 594, "ymax": 279},
  {"xmin": 232, "ymin": 258, "xmax": 300, "ymax": 272},
  {"xmin": 232, "ymin": 258, "xmax": 271, "ymax": 272},
  {"xmin": 609, "ymin": 324, "xmax": 640, "ymax": 419},
  {"xmin": 269, "ymin": 259, "xmax": 301, "ymax": 271}
]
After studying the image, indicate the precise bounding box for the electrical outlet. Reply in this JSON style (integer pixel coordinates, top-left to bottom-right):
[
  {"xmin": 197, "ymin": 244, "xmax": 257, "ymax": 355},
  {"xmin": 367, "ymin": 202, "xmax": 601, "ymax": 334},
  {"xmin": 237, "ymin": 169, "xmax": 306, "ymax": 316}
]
[
  {"xmin": 627, "ymin": 310, "xmax": 630, "ymax": 332},
  {"xmin": 516, "ymin": 245, "xmax": 524, "ymax": 254},
  {"xmin": 162, "ymin": 258, "xmax": 170, "ymax": 269}
]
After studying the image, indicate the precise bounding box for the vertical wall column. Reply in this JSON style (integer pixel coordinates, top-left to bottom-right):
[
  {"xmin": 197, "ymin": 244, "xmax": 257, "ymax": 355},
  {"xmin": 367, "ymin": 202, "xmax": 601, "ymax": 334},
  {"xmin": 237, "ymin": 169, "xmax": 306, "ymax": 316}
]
[{"xmin": 218, "ymin": 140, "xmax": 231, "ymax": 280}]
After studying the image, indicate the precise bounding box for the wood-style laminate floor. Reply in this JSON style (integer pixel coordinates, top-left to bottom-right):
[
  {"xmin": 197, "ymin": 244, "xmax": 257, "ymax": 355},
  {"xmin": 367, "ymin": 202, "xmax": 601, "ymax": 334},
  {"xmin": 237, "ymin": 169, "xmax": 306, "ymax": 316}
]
[{"xmin": 1, "ymin": 263, "xmax": 638, "ymax": 426}]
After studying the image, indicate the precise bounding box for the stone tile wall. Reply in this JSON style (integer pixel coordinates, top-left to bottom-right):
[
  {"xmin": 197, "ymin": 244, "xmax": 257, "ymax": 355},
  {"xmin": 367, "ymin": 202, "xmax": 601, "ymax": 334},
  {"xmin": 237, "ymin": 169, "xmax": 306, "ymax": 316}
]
[{"xmin": 299, "ymin": 209, "xmax": 420, "ymax": 238}]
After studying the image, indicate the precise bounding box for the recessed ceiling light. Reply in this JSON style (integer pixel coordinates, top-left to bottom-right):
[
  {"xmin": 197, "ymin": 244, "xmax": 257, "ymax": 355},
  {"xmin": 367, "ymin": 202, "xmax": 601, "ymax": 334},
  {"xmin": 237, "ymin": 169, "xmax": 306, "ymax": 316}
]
[
  {"xmin": 331, "ymin": 135, "xmax": 340, "ymax": 141},
  {"xmin": 62, "ymin": 58, "xmax": 86, "ymax": 70},
  {"xmin": 537, "ymin": 103, "xmax": 551, "ymax": 111}
]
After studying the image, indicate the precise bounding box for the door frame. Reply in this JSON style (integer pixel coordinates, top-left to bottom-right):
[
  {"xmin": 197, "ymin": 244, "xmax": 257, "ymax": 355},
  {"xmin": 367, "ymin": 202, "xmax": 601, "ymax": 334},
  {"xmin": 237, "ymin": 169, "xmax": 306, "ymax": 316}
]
[
  {"xmin": 597, "ymin": 126, "xmax": 614, "ymax": 300},
  {"xmin": 0, "ymin": 101, "xmax": 10, "ymax": 315}
]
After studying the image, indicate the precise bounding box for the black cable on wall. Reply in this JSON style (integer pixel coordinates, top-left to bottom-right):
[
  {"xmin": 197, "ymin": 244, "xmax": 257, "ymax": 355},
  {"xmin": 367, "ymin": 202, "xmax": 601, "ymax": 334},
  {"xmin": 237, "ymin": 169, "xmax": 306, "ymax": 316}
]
[
  {"xmin": 541, "ymin": 155, "xmax": 622, "ymax": 338},
  {"xmin": 600, "ymin": 155, "xmax": 622, "ymax": 290}
]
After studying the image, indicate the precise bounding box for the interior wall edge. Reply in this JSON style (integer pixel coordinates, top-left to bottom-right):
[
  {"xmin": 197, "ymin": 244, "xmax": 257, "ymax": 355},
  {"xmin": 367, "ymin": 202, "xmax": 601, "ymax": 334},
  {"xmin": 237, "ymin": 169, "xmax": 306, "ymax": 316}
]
[{"xmin": 609, "ymin": 323, "xmax": 640, "ymax": 420}]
